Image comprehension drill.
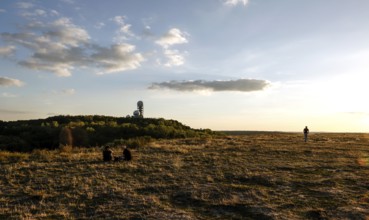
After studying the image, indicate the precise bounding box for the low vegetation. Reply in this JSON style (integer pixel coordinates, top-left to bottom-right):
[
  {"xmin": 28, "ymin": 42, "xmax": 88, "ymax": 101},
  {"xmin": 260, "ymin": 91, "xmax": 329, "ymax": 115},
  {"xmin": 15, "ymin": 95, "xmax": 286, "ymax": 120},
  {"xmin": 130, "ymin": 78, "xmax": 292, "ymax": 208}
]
[
  {"xmin": 0, "ymin": 115, "xmax": 218, "ymax": 151},
  {"xmin": 1, "ymin": 132, "xmax": 369, "ymax": 219}
]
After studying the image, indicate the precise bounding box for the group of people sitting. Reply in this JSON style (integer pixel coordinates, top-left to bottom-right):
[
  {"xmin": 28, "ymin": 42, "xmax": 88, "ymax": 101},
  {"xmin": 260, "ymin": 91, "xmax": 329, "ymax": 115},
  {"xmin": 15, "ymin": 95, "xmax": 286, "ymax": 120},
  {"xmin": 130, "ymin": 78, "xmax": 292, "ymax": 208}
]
[{"xmin": 103, "ymin": 146, "xmax": 132, "ymax": 162}]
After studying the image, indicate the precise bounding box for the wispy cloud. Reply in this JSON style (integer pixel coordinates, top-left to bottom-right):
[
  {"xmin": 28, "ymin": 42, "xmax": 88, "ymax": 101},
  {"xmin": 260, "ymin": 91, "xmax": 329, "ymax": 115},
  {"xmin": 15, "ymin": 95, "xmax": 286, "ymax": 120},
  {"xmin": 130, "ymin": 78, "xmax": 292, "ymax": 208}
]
[
  {"xmin": 112, "ymin": 16, "xmax": 135, "ymax": 41},
  {"xmin": 95, "ymin": 22, "xmax": 105, "ymax": 29},
  {"xmin": 224, "ymin": 0, "xmax": 249, "ymax": 7},
  {"xmin": 0, "ymin": 9, "xmax": 6, "ymax": 13},
  {"xmin": 62, "ymin": 88, "xmax": 75, "ymax": 95},
  {"xmin": 21, "ymin": 9, "xmax": 48, "ymax": 18},
  {"xmin": 1, "ymin": 92, "xmax": 18, "ymax": 98},
  {"xmin": 0, "ymin": 46, "xmax": 15, "ymax": 57},
  {"xmin": 0, "ymin": 76, "xmax": 25, "ymax": 87},
  {"xmin": 61, "ymin": 0, "xmax": 75, "ymax": 4},
  {"xmin": 16, "ymin": 2, "xmax": 34, "ymax": 9},
  {"xmin": 149, "ymin": 79, "xmax": 269, "ymax": 92}
]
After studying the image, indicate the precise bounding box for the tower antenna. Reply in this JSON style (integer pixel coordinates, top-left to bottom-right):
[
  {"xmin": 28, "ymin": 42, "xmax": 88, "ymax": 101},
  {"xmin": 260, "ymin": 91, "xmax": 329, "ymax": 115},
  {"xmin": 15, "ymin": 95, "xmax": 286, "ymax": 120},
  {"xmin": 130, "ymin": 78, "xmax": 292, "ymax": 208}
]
[{"xmin": 137, "ymin": 100, "xmax": 144, "ymax": 118}]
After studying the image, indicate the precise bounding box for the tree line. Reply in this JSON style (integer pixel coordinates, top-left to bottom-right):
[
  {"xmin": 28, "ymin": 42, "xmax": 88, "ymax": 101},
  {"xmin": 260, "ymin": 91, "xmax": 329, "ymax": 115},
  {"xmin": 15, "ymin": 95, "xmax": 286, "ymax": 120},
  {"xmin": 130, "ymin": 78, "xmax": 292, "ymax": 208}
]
[{"xmin": 0, "ymin": 115, "xmax": 218, "ymax": 152}]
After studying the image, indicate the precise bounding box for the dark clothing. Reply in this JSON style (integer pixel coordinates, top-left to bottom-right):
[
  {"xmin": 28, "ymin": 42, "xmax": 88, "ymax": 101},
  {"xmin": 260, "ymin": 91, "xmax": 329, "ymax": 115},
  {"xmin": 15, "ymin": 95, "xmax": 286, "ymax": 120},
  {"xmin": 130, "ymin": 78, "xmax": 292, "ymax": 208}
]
[
  {"xmin": 303, "ymin": 127, "xmax": 309, "ymax": 142},
  {"xmin": 123, "ymin": 148, "xmax": 132, "ymax": 161},
  {"xmin": 103, "ymin": 149, "xmax": 113, "ymax": 161}
]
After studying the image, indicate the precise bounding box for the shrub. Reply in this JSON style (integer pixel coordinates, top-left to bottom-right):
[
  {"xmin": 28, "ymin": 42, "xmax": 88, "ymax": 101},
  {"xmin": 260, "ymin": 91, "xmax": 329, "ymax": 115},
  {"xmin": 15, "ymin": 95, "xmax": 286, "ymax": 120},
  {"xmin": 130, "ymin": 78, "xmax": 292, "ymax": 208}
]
[{"xmin": 108, "ymin": 136, "xmax": 153, "ymax": 149}]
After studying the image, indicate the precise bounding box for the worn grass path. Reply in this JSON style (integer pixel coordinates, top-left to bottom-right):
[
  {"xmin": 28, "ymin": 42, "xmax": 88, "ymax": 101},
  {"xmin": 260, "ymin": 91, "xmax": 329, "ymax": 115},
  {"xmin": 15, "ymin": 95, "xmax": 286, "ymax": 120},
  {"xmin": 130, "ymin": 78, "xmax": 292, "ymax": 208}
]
[{"xmin": 1, "ymin": 133, "xmax": 369, "ymax": 219}]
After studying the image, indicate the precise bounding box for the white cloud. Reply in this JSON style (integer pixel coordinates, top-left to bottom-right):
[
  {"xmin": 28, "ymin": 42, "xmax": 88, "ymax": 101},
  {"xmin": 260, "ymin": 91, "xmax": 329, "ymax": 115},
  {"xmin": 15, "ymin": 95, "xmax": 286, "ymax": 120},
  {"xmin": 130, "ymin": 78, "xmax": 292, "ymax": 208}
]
[
  {"xmin": 0, "ymin": 76, "xmax": 25, "ymax": 87},
  {"xmin": 0, "ymin": 9, "xmax": 6, "ymax": 13},
  {"xmin": 156, "ymin": 28, "xmax": 188, "ymax": 48},
  {"xmin": 47, "ymin": 18, "xmax": 90, "ymax": 46},
  {"xmin": 1, "ymin": 18, "xmax": 89, "ymax": 76},
  {"xmin": 224, "ymin": 0, "xmax": 249, "ymax": 7},
  {"xmin": 91, "ymin": 44, "xmax": 144, "ymax": 74},
  {"xmin": 155, "ymin": 28, "xmax": 189, "ymax": 67},
  {"xmin": 0, "ymin": 46, "xmax": 15, "ymax": 57},
  {"xmin": 162, "ymin": 49, "xmax": 186, "ymax": 67},
  {"xmin": 0, "ymin": 15, "xmax": 145, "ymax": 76},
  {"xmin": 112, "ymin": 16, "xmax": 126, "ymax": 26},
  {"xmin": 149, "ymin": 79, "xmax": 270, "ymax": 92},
  {"xmin": 2, "ymin": 18, "xmax": 90, "ymax": 48}
]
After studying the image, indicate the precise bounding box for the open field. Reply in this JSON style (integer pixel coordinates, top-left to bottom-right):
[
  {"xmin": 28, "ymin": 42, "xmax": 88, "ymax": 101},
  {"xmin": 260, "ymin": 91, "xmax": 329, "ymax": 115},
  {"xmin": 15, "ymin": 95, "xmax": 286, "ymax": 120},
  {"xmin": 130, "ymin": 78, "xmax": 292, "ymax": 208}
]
[{"xmin": 1, "ymin": 133, "xmax": 369, "ymax": 219}]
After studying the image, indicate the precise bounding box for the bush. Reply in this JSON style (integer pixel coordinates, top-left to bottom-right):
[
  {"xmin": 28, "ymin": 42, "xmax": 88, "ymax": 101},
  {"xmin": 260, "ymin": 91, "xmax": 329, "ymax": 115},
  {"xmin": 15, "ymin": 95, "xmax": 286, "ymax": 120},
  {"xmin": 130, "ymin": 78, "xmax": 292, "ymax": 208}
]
[
  {"xmin": 108, "ymin": 136, "xmax": 153, "ymax": 149},
  {"xmin": 126, "ymin": 136, "xmax": 153, "ymax": 148}
]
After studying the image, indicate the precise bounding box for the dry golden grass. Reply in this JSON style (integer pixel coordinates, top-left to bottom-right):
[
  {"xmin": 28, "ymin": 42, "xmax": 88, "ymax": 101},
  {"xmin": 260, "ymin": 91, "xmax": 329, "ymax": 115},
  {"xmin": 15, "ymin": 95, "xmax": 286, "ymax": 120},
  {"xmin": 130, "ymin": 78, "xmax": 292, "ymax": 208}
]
[{"xmin": 1, "ymin": 133, "xmax": 369, "ymax": 219}]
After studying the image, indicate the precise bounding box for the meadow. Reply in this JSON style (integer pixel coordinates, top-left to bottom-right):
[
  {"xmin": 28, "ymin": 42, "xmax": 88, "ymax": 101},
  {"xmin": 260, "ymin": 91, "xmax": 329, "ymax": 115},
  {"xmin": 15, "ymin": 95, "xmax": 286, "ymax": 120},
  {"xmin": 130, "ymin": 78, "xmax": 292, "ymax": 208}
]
[{"xmin": 0, "ymin": 132, "xmax": 369, "ymax": 219}]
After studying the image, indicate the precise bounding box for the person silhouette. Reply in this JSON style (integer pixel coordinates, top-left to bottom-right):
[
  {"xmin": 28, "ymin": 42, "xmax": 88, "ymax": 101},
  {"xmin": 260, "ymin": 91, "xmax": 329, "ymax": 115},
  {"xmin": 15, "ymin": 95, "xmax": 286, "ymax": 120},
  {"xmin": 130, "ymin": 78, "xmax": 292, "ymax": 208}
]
[
  {"xmin": 123, "ymin": 146, "xmax": 132, "ymax": 161},
  {"xmin": 303, "ymin": 126, "xmax": 309, "ymax": 142},
  {"xmin": 103, "ymin": 146, "xmax": 113, "ymax": 161}
]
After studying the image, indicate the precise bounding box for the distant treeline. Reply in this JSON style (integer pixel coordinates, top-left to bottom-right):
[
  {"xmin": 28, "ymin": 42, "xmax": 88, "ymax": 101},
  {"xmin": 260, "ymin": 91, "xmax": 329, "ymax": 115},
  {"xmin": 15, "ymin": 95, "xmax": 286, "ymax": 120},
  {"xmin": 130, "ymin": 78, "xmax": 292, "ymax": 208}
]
[
  {"xmin": 220, "ymin": 131, "xmax": 290, "ymax": 135},
  {"xmin": 0, "ymin": 115, "xmax": 219, "ymax": 151}
]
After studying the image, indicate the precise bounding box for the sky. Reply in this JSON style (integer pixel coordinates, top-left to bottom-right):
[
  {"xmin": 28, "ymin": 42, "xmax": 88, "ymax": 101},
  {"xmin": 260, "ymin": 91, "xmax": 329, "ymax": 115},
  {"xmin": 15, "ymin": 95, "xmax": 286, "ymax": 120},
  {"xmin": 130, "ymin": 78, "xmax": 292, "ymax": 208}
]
[{"xmin": 1, "ymin": 0, "xmax": 369, "ymax": 132}]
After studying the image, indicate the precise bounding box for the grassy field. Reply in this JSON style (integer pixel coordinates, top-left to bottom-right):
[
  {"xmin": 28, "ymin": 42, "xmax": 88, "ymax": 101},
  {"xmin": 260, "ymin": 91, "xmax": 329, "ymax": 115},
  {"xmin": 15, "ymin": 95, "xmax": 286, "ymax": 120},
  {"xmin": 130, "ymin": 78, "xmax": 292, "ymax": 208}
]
[{"xmin": 1, "ymin": 133, "xmax": 369, "ymax": 219}]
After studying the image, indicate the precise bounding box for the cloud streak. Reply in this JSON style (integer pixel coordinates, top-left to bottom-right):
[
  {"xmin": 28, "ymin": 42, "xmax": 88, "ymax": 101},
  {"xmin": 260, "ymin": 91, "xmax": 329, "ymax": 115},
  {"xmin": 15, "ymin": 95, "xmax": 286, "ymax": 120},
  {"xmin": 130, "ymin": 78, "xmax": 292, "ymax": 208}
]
[
  {"xmin": 149, "ymin": 79, "xmax": 269, "ymax": 92},
  {"xmin": 0, "ymin": 46, "xmax": 15, "ymax": 57},
  {"xmin": 0, "ymin": 108, "xmax": 31, "ymax": 114},
  {"xmin": 0, "ymin": 77, "xmax": 25, "ymax": 87}
]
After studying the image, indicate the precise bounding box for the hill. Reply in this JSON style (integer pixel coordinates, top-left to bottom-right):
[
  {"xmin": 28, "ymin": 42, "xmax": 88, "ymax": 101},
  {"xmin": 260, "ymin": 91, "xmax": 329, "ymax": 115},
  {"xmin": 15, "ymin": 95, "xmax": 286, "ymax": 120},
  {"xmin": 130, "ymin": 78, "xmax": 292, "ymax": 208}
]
[{"xmin": 0, "ymin": 115, "xmax": 218, "ymax": 151}]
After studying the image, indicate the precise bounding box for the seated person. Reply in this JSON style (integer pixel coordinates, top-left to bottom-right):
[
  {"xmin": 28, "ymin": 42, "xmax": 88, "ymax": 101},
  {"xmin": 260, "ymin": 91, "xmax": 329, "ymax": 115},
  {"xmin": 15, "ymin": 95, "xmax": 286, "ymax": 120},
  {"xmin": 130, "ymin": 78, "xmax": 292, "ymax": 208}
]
[
  {"xmin": 114, "ymin": 146, "xmax": 132, "ymax": 161},
  {"xmin": 103, "ymin": 146, "xmax": 113, "ymax": 161},
  {"xmin": 123, "ymin": 146, "xmax": 132, "ymax": 161}
]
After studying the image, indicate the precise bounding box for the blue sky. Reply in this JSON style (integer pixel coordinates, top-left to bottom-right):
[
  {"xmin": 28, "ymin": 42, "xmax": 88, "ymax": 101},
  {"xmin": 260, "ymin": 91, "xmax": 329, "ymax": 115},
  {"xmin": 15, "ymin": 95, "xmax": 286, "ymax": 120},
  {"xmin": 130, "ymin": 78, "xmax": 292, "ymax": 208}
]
[{"xmin": 1, "ymin": 0, "xmax": 369, "ymax": 132}]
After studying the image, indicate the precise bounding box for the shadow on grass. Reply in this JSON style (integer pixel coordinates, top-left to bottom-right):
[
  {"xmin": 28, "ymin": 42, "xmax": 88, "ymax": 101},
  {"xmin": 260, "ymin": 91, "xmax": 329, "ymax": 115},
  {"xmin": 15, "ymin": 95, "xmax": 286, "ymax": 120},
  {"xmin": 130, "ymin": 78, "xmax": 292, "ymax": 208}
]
[{"xmin": 171, "ymin": 191, "xmax": 274, "ymax": 219}]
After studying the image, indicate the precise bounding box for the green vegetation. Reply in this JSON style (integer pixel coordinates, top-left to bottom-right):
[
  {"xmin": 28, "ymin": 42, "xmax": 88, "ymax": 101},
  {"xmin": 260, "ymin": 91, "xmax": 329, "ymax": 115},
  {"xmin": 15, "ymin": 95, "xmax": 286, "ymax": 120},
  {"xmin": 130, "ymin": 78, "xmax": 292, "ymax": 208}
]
[
  {"xmin": 0, "ymin": 133, "xmax": 368, "ymax": 219},
  {"xmin": 0, "ymin": 115, "xmax": 218, "ymax": 151}
]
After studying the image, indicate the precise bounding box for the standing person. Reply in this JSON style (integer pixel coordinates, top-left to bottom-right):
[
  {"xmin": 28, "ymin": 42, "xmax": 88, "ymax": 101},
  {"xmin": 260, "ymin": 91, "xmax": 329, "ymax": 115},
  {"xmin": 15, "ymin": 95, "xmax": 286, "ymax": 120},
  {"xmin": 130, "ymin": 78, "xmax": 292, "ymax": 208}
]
[{"xmin": 303, "ymin": 126, "xmax": 309, "ymax": 142}]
